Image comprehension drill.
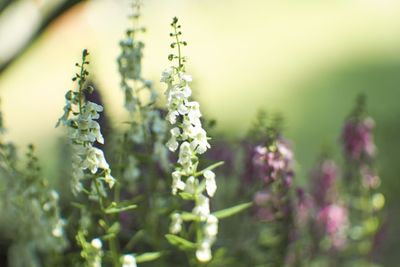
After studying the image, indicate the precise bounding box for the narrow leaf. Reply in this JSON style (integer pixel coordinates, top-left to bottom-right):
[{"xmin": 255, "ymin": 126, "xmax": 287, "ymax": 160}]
[
  {"xmin": 179, "ymin": 192, "xmax": 194, "ymax": 200},
  {"xmin": 165, "ymin": 234, "xmax": 196, "ymax": 250},
  {"xmin": 212, "ymin": 202, "xmax": 252, "ymax": 219},
  {"xmin": 136, "ymin": 252, "xmax": 162, "ymax": 263},
  {"xmin": 104, "ymin": 204, "xmax": 137, "ymax": 214},
  {"xmin": 181, "ymin": 212, "xmax": 199, "ymax": 221},
  {"xmin": 195, "ymin": 161, "xmax": 224, "ymax": 177}
]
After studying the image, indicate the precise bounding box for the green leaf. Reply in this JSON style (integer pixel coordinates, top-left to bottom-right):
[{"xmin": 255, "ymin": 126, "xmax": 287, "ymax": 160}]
[
  {"xmin": 104, "ymin": 203, "xmax": 137, "ymax": 214},
  {"xmin": 212, "ymin": 202, "xmax": 252, "ymax": 219},
  {"xmin": 108, "ymin": 222, "xmax": 120, "ymax": 234},
  {"xmin": 195, "ymin": 161, "xmax": 224, "ymax": 177},
  {"xmin": 180, "ymin": 212, "xmax": 199, "ymax": 221},
  {"xmin": 71, "ymin": 201, "xmax": 85, "ymax": 209},
  {"xmin": 179, "ymin": 192, "xmax": 194, "ymax": 200},
  {"xmin": 165, "ymin": 234, "xmax": 196, "ymax": 250},
  {"xmin": 136, "ymin": 252, "xmax": 162, "ymax": 263}
]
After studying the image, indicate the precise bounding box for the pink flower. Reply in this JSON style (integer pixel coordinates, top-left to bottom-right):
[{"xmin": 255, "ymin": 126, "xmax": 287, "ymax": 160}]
[
  {"xmin": 317, "ymin": 204, "xmax": 348, "ymax": 249},
  {"xmin": 311, "ymin": 159, "xmax": 338, "ymax": 207},
  {"xmin": 342, "ymin": 117, "xmax": 375, "ymax": 161},
  {"xmin": 295, "ymin": 188, "xmax": 314, "ymax": 227}
]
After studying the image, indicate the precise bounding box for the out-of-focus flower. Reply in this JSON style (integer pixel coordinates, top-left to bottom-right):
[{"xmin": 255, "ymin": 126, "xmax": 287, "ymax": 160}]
[
  {"xmin": 317, "ymin": 204, "xmax": 349, "ymax": 249},
  {"xmin": 253, "ymin": 138, "xmax": 294, "ymax": 222},
  {"xmin": 253, "ymin": 140, "xmax": 294, "ymax": 185},
  {"xmin": 122, "ymin": 255, "xmax": 137, "ymax": 267},
  {"xmin": 311, "ymin": 159, "xmax": 338, "ymax": 208},
  {"xmin": 295, "ymin": 188, "xmax": 314, "ymax": 228},
  {"xmin": 204, "ymin": 170, "xmax": 217, "ymax": 197},
  {"xmin": 170, "ymin": 213, "xmax": 183, "ymax": 234},
  {"xmin": 342, "ymin": 117, "xmax": 375, "ymax": 162}
]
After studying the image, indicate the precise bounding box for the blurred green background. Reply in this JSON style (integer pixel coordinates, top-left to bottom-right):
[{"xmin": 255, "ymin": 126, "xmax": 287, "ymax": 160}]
[{"xmin": 0, "ymin": 0, "xmax": 399, "ymax": 265}]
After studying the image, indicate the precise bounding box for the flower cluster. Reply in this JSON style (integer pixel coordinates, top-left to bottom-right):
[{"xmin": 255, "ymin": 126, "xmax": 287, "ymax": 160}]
[
  {"xmin": 253, "ymin": 141, "xmax": 294, "ymax": 186},
  {"xmin": 342, "ymin": 116, "xmax": 375, "ymax": 162},
  {"xmin": 250, "ymin": 126, "xmax": 296, "ymax": 267},
  {"xmin": 253, "ymin": 138, "xmax": 294, "ymax": 222},
  {"xmin": 311, "ymin": 159, "xmax": 338, "ymax": 208},
  {"xmin": 56, "ymin": 49, "xmax": 115, "ymax": 195},
  {"xmin": 162, "ymin": 17, "xmax": 219, "ymax": 262},
  {"xmin": 340, "ymin": 95, "xmax": 384, "ymax": 257},
  {"xmin": 341, "ymin": 98, "xmax": 380, "ymax": 189}
]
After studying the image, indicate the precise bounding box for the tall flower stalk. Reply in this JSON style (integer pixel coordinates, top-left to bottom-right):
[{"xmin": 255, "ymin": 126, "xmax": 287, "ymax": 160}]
[
  {"xmin": 115, "ymin": 2, "xmax": 175, "ymax": 261},
  {"xmin": 57, "ymin": 50, "xmax": 146, "ymax": 267},
  {"xmin": 250, "ymin": 114, "xmax": 296, "ymax": 267},
  {"xmin": 308, "ymin": 156, "xmax": 349, "ymax": 266},
  {"xmin": 161, "ymin": 17, "xmax": 222, "ymax": 264},
  {"xmin": 340, "ymin": 95, "xmax": 384, "ymax": 264},
  {"xmin": 117, "ymin": 0, "xmax": 169, "ymax": 178}
]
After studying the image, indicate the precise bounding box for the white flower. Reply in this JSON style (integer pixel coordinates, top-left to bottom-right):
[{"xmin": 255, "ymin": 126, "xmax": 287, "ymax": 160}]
[
  {"xmin": 204, "ymin": 170, "xmax": 217, "ymax": 197},
  {"xmin": 172, "ymin": 171, "xmax": 186, "ymax": 195},
  {"xmin": 122, "ymin": 255, "xmax": 137, "ymax": 267},
  {"xmin": 180, "ymin": 120, "xmax": 195, "ymax": 140},
  {"xmin": 170, "ymin": 213, "xmax": 183, "ymax": 234},
  {"xmin": 190, "ymin": 127, "xmax": 210, "ymax": 154},
  {"xmin": 177, "ymin": 102, "xmax": 189, "ymax": 115},
  {"xmin": 196, "ymin": 241, "xmax": 212, "ymax": 262},
  {"xmin": 50, "ymin": 190, "xmax": 59, "ymax": 201},
  {"xmin": 204, "ymin": 215, "xmax": 218, "ymax": 237},
  {"xmin": 161, "ymin": 67, "xmax": 174, "ymax": 83},
  {"xmin": 84, "ymin": 101, "xmax": 103, "ymax": 119},
  {"xmin": 178, "ymin": 142, "xmax": 193, "ymax": 173},
  {"xmin": 52, "ymin": 219, "xmax": 65, "ymax": 237},
  {"xmin": 91, "ymin": 238, "xmax": 102, "ymax": 250},
  {"xmin": 90, "ymin": 122, "xmax": 104, "ymax": 144},
  {"xmin": 56, "ymin": 102, "xmax": 71, "ymax": 127},
  {"xmin": 103, "ymin": 169, "xmax": 115, "ymax": 188},
  {"xmin": 180, "ymin": 72, "xmax": 192, "ymax": 83},
  {"xmin": 167, "ymin": 127, "xmax": 180, "ymax": 151},
  {"xmin": 166, "ymin": 110, "xmax": 179, "ymax": 124},
  {"xmin": 193, "ymin": 194, "xmax": 210, "ymax": 219},
  {"xmin": 82, "ymin": 147, "xmax": 109, "ymax": 174},
  {"xmin": 182, "ymin": 85, "xmax": 192, "ymax": 98},
  {"xmin": 186, "ymin": 101, "xmax": 202, "ymax": 126}
]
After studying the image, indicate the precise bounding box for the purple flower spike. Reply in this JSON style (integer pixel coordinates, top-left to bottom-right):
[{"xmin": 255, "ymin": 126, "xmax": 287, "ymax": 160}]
[{"xmin": 342, "ymin": 117, "xmax": 375, "ymax": 162}]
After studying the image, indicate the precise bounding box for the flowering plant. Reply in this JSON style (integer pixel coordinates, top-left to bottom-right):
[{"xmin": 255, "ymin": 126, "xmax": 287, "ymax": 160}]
[{"xmin": 0, "ymin": 3, "xmax": 387, "ymax": 267}]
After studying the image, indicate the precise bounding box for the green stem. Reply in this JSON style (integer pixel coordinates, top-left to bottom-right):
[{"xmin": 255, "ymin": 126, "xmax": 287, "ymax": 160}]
[
  {"xmin": 173, "ymin": 24, "xmax": 182, "ymax": 69},
  {"xmin": 92, "ymin": 176, "xmax": 121, "ymax": 266},
  {"xmin": 93, "ymin": 178, "xmax": 105, "ymax": 210},
  {"xmin": 77, "ymin": 53, "xmax": 87, "ymax": 115}
]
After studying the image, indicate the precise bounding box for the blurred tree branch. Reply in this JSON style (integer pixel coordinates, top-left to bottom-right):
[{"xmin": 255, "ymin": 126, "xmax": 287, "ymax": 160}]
[
  {"xmin": 0, "ymin": 0, "xmax": 83, "ymax": 74},
  {"xmin": 0, "ymin": 0, "xmax": 14, "ymax": 15}
]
